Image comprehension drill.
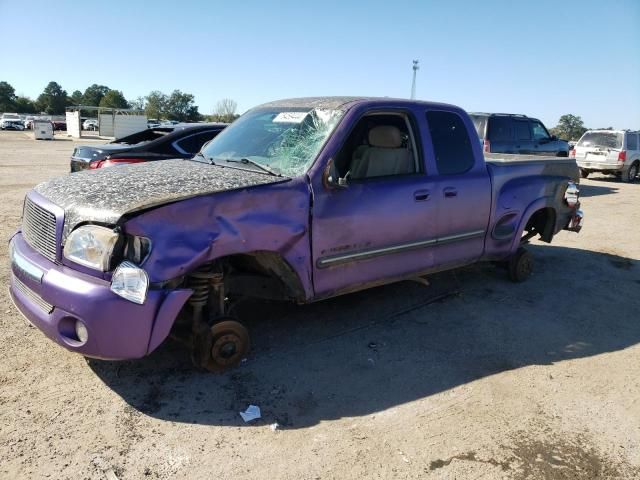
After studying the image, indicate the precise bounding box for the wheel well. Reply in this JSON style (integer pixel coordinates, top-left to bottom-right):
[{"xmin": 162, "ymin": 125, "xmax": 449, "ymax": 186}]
[
  {"xmin": 220, "ymin": 251, "xmax": 306, "ymax": 302},
  {"xmin": 523, "ymin": 207, "xmax": 556, "ymax": 244}
]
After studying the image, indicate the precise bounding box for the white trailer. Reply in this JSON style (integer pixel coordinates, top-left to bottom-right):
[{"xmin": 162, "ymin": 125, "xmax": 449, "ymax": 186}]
[{"xmin": 33, "ymin": 121, "xmax": 54, "ymax": 140}]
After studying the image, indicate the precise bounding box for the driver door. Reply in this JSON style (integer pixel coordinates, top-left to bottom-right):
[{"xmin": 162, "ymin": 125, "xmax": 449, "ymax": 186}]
[{"xmin": 310, "ymin": 110, "xmax": 439, "ymax": 298}]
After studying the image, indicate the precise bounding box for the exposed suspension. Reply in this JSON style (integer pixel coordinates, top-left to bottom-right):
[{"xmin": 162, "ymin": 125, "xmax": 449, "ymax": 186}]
[{"xmin": 187, "ymin": 264, "xmax": 225, "ymax": 333}]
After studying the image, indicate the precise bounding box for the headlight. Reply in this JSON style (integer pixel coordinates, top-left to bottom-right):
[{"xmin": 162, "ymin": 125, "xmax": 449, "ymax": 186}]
[
  {"xmin": 63, "ymin": 225, "xmax": 119, "ymax": 271},
  {"xmin": 110, "ymin": 261, "xmax": 149, "ymax": 304}
]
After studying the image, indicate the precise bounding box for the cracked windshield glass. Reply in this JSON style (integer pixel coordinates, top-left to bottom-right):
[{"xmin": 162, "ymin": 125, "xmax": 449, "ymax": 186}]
[{"xmin": 200, "ymin": 108, "xmax": 344, "ymax": 176}]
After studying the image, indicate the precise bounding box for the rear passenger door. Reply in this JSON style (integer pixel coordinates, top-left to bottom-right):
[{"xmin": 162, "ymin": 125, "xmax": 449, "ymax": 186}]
[
  {"xmin": 514, "ymin": 119, "xmax": 533, "ymax": 154},
  {"xmin": 424, "ymin": 110, "xmax": 491, "ymax": 267}
]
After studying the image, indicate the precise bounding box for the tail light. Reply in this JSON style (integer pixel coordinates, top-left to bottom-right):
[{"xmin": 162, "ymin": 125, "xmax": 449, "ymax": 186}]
[
  {"xmin": 89, "ymin": 160, "xmax": 104, "ymax": 169},
  {"xmin": 618, "ymin": 150, "xmax": 627, "ymax": 162},
  {"xmin": 565, "ymin": 181, "xmax": 579, "ymax": 207},
  {"xmin": 93, "ymin": 158, "xmax": 145, "ymax": 169},
  {"xmin": 483, "ymin": 139, "xmax": 490, "ymax": 153},
  {"xmin": 569, "ymin": 148, "xmax": 576, "ymax": 158}
]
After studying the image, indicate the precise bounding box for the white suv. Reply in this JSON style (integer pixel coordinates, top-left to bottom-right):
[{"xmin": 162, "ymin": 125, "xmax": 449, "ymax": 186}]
[{"xmin": 572, "ymin": 130, "xmax": 640, "ymax": 182}]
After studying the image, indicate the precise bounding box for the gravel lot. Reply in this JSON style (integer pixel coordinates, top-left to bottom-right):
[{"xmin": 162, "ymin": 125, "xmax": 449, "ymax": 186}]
[{"xmin": 1, "ymin": 129, "xmax": 639, "ymax": 479}]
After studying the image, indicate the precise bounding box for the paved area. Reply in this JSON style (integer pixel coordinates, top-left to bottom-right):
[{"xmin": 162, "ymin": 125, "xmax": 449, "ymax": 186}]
[{"xmin": 1, "ymin": 129, "xmax": 639, "ymax": 479}]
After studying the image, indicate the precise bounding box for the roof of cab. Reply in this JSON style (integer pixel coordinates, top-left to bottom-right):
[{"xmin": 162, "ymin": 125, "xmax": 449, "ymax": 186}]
[{"xmin": 255, "ymin": 96, "xmax": 459, "ymax": 111}]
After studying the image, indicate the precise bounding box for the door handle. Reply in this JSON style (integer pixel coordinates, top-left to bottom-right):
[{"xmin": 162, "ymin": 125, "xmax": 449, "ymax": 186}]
[
  {"xmin": 414, "ymin": 190, "xmax": 430, "ymax": 201},
  {"xmin": 443, "ymin": 188, "xmax": 457, "ymax": 198}
]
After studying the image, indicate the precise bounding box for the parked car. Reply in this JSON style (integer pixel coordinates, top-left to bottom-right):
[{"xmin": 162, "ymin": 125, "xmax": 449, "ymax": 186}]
[
  {"xmin": 83, "ymin": 119, "xmax": 98, "ymax": 131},
  {"xmin": 572, "ymin": 129, "xmax": 640, "ymax": 182},
  {"xmin": 51, "ymin": 120, "xmax": 66, "ymax": 131},
  {"xmin": 70, "ymin": 123, "xmax": 227, "ymax": 172},
  {"xmin": 1, "ymin": 113, "xmax": 21, "ymax": 122},
  {"xmin": 469, "ymin": 113, "xmax": 569, "ymax": 157},
  {"xmin": 23, "ymin": 116, "xmax": 36, "ymax": 129},
  {"xmin": 147, "ymin": 120, "xmax": 161, "ymax": 129},
  {"xmin": 9, "ymin": 97, "xmax": 583, "ymax": 371},
  {"xmin": 1, "ymin": 119, "xmax": 25, "ymax": 131}
]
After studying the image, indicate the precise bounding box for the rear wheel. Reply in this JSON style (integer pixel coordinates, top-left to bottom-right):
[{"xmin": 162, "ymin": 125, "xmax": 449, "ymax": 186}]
[
  {"xmin": 580, "ymin": 169, "xmax": 590, "ymax": 179},
  {"xmin": 508, "ymin": 247, "xmax": 533, "ymax": 283},
  {"xmin": 622, "ymin": 162, "xmax": 639, "ymax": 183}
]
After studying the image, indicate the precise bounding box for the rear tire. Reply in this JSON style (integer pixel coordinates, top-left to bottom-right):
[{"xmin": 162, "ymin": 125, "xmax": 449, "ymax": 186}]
[
  {"xmin": 508, "ymin": 247, "xmax": 533, "ymax": 283},
  {"xmin": 580, "ymin": 169, "xmax": 590, "ymax": 179},
  {"xmin": 622, "ymin": 162, "xmax": 639, "ymax": 183}
]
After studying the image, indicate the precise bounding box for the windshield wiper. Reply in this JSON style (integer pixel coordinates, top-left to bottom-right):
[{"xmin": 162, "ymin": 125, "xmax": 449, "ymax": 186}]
[
  {"xmin": 224, "ymin": 158, "xmax": 281, "ymax": 176},
  {"xmin": 193, "ymin": 151, "xmax": 216, "ymax": 165}
]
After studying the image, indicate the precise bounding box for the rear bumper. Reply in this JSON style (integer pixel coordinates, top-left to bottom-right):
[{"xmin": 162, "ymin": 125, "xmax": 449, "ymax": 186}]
[
  {"xmin": 8, "ymin": 233, "xmax": 191, "ymax": 360},
  {"xmin": 576, "ymin": 160, "xmax": 621, "ymax": 172}
]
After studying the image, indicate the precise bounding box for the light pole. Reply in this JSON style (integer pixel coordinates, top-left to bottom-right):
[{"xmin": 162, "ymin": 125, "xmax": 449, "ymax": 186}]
[{"xmin": 411, "ymin": 60, "xmax": 419, "ymax": 99}]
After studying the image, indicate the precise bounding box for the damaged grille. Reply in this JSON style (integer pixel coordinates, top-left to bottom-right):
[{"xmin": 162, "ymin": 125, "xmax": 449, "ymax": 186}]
[
  {"xmin": 22, "ymin": 196, "xmax": 58, "ymax": 262},
  {"xmin": 12, "ymin": 275, "xmax": 54, "ymax": 314}
]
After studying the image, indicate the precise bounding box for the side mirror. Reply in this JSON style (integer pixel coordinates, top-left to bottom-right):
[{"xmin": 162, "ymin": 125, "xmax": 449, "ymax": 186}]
[{"xmin": 323, "ymin": 158, "xmax": 349, "ymax": 189}]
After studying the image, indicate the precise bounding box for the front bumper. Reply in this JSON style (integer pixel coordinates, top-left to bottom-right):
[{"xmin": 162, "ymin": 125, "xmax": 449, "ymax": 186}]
[{"xmin": 9, "ymin": 233, "xmax": 191, "ymax": 360}]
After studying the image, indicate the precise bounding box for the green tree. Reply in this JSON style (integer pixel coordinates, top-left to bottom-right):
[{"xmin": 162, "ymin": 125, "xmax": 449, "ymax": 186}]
[
  {"xmin": 99, "ymin": 90, "xmax": 129, "ymax": 109},
  {"xmin": 36, "ymin": 81, "xmax": 70, "ymax": 115},
  {"xmin": 550, "ymin": 114, "xmax": 588, "ymax": 141},
  {"xmin": 144, "ymin": 90, "xmax": 167, "ymax": 120},
  {"xmin": 15, "ymin": 96, "xmax": 37, "ymax": 114},
  {"xmin": 70, "ymin": 90, "xmax": 83, "ymax": 105},
  {"xmin": 165, "ymin": 90, "xmax": 200, "ymax": 122},
  {"xmin": 0, "ymin": 81, "xmax": 17, "ymax": 112},
  {"xmin": 82, "ymin": 84, "xmax": 110, "ymax": 106}
]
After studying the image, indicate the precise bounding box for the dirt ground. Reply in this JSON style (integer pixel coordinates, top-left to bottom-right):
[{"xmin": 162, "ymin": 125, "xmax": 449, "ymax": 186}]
[{"xmin": 0, "ymin": 129, "xmax": 639, "ymax": 480}]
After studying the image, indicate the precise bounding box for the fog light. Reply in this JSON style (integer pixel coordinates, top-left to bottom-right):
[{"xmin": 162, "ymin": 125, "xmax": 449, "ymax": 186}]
[
  {"xmin": 75, "ymin": 320, "xmax": 88, "ymax": 343},
  {"xmin": 111, "ymin": 261, "xmax": 149, "ymax": 304}
]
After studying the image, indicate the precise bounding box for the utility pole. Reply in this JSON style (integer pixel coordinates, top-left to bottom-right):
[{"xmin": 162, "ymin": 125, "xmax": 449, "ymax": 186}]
[{"xmin": 410, "ymin": 60, "xmax": 419, "ymax": 99}]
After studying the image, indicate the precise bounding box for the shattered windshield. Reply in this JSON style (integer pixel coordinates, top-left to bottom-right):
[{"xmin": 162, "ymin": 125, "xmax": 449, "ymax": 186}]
[{"xmin": 199, "ymin": 107, "xmax": 345, "ymax": 176}]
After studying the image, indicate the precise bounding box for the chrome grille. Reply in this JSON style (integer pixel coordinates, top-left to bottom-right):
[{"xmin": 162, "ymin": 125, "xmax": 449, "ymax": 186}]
[
  {"xmin": 12, "ymin": 275, "xmax": 54, "ymax": 314},
  {"xmin": 22, "ymin": 197, "xmax": 58, "ymax": 262}
]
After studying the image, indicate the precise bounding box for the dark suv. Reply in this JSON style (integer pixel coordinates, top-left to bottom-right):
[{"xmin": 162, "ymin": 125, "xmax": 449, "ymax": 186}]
[{"xmin": 469, "ymin": 113, "xmax": 569, "ymax": 157}]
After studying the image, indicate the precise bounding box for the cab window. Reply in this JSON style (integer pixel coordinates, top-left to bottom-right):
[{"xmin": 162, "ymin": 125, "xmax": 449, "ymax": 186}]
[
  {"xmin": 426, "ymin": 110, "xmax": 475, "ymax": 175},
  {"xmin": 334, "ymin": 113, "xmax": 420, "ymax": 180},
  {"xmin": 531, "ymin": 121, "xmax": 550, "ymax": 141}
]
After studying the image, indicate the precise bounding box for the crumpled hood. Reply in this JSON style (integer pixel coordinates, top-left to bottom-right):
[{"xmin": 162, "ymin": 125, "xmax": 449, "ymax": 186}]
[{"xmin": 34, "ymin": 159, "xmax": 287, "ymax": 240}]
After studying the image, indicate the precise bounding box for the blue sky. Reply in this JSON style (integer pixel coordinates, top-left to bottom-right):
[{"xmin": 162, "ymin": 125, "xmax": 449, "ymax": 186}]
[{"xmin": 1, "ymin": 0, "xmax": 639, "ymax": 128}]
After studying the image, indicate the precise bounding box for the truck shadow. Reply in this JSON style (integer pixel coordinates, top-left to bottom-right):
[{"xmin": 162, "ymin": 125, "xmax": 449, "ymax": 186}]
[
  {"xmin": 578, "ymin": 183, "xmax": 619, "ymax": 197},
  {"xmin": 88, "ymin": 244, "xmax": 640, "ymax": 430}
]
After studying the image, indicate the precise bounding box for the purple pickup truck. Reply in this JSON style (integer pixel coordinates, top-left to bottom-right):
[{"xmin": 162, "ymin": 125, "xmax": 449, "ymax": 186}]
[{"xmin": 9, "ymin": 97, "xmax": 583, "ymax": 371}]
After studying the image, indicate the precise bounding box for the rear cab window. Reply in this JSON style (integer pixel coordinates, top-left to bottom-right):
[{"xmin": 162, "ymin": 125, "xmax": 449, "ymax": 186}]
[{"xmin": 426, "ymin": 110, "xmax": 475, "ymax": 175}]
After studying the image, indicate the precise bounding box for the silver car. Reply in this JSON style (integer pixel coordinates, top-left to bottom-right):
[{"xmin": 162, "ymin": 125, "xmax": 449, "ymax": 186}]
[{"xmin": 572, "ymin": 130, "xmax": 640, "ymax": 182}]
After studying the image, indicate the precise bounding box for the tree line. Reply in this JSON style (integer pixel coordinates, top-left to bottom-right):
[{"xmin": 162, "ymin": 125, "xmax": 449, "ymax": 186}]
[
  {"xmin": 0, "ymin": 80, "xmax": 239, "ymax": 123},
  {"xmin": 547, "ymin": 114, "xmax": 624, "ymax": 141}
]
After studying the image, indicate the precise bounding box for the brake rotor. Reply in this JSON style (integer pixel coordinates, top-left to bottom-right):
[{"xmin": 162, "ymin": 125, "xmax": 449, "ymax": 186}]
[{"xmin": 205, "ymin": 319, "xmax": 250, "ymax": 373}]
